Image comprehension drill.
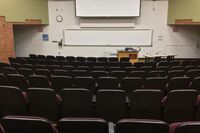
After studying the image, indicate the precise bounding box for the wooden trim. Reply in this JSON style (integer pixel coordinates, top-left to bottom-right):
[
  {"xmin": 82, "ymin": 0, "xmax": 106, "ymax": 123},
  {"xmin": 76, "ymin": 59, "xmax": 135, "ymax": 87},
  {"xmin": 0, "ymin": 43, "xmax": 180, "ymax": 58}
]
[
  {"xmin": 174, "ymin": 19, "xmax": 200, "ymax": 25},
  {"xmin": 0, "ymin": 16, "xmax": 45, "ymax": 25}
]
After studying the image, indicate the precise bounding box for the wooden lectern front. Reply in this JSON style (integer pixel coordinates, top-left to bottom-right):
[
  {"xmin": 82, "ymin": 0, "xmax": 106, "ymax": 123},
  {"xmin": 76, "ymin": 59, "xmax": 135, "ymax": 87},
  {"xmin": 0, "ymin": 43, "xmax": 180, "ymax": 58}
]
[{"xmin": 117, "ymin": 51, "xmax": 138, "ymax": 63}]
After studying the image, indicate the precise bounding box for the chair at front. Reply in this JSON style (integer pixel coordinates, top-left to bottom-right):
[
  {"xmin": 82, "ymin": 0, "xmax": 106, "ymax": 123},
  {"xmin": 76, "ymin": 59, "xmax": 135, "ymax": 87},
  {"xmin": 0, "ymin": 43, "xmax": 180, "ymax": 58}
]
[
  {"xmin": 116, "ymin": 119, "xmax": 169, "ymax": 133},
  {"xmin": 1, "ymin": 116, "xmax": 56, "ymax": 133}
]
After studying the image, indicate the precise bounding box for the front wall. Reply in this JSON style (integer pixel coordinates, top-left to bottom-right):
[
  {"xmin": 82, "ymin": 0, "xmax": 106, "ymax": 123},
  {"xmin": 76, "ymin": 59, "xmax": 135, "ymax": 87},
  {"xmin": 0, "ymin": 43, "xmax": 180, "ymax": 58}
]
[
  {"xmin": 168, "ymin": 0, "xmax": 200, "ymax": 24},
  {"xmin": 0, "ymin": 0, "xmax": 49, "ymax": 24}
]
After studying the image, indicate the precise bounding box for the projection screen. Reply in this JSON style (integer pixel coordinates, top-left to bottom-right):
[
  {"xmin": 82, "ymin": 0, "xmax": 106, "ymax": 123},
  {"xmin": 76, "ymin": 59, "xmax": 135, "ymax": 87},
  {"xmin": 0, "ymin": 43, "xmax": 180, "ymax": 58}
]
[{"xmin": 75, "ymin": 0, "xmax": 141, "ymax": 17}]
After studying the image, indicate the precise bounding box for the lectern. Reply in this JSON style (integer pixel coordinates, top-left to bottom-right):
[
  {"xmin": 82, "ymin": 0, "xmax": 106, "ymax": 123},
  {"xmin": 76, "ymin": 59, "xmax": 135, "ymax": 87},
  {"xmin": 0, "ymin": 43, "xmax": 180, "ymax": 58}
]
[{"xmin": 117, "ymin": 50, "xmax": 139, "ymax": 63}]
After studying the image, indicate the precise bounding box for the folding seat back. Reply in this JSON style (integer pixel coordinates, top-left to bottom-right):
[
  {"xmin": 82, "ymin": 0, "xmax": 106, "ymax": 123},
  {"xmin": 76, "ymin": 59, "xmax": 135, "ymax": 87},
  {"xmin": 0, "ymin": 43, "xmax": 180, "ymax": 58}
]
[
  {"xmin": 120, "ymin": 57, "xmax": 130, "ymax": 63},
  {"xmin": 145, "ymin": 61, "xmax": 157, "ymax": 68},
  {"xmin": 107, "ymin": 62, "xmax": 120, "ymax": 67},
  {"xmin": 62, "ymin": 65, "xmax": 73, "ymax": 72},
  {"xmin": 18, "ymin": 68, "xmax": 33, "ymax": 78},
  {"xmin": 87, "ymin": 57, "xmax": 97, "ymax": 62},
  {"xmin": 38, "ymin": 55, "xmax": 46, "ymax": 60},
  {"xmin": 0, "ymin": 73, "xmax": 8, "ymax": 85},
  {"xmin": 72, "ymin": 70, "xmax": 88, "ymax": 77},
  {"xmin": 0, "ymin": 86, "xmax": 28, "ymax": 116},
  {"xmin": 147, "ymin": 70, "xmax": 166, "ymax": 77},
  {"xmin": 97, "ymin": 77, "xmax": 119, "ymax": 90},
  {"xmin": 28, "ymin": 75, "xmax": 51, "ymax": 88},
  {"xmin": 60, "ymin": 88, "xmax": 92, "ymax": 117},
  {"xmin": 170, "ymin": 66, "xmax": 183, "ymax": 71},
  {"xmin": 8, "ymin": 57, "xmax": 17, "ymax": 64},
  {"xmin": 10, "ymin": 63, "xmax": 21, "ymax": 69},
  {"xmin": 47, "ymin": 65, "xmax": 60, "ymax": 71},
  {"xmin": 154, "ymin": 56, "xmax": 161, "ymax": 62},
  {"xmin": 168, "ymin": 70, "xmax": 185, "ymax": 80},
  {"xmin": 140, "ymin": 66, "xmax": 153, "ymax": 73},
  {"xmin": 76, "ymin": 56, "xmax": 86, "ymax": 62},
  {"xmin": 190, "ymin": 77, "xmax": 200, "ymax": 91},
  {"xmin": 109, "ymin": 71, "xmax": 127, "ymax": 80},
  {"xmin": 34, "ymin": 64, "xmax": 47, "ymax": 69},
  {"xmin": 167, "ymin": 77, "xmax": 190, "ymax": 92},
  {"xmin": 58, "ymin": 118, "xmax": 108, "ymax": 133},
  {"xmin": 58, "ymin": 61, "xmax": 68, "ymax": 66},
  {"xmin": 47, "ymin": 60, "xmax": 57, "ymax": 66},
  {"xmin": 184, "ymin": 65, "xmax": 197, "ymax": 73},
  {"xmin": 35, "ymin": 59, "xmax": 46, "ymax": 65},
  {"xmin": 95, "ymin": 62, "xmax": 107, "ymax": 67},
  {"xmin": 133, "ymin": 62, "xmax": 145, "ymax": 68},
  {"xmin": 170, "ymin": 61, "xmax": 180, "ymax": 67},
  {"xmin": 96, "ymin": 90, "xmax": 127, "ymax": 122},
  {"xmin": 163, "ymin": 90, "xmax": 198, "ymax": 123},
  {"xmin": 90, "ymin": 71, "xmax": 108, "ymax": 80},
  {"xmin": 129, "ymin": 89, "xmax": 162, "ymax": 119},
  {"xmin": 121, "ymin": 77, "xmax": 143, "ymax": 95},
  {"xmin": 2, "ymin": 67, "xmax": 18, "ymax": 75},
  {"xmin": 186, "ymin": 70, "xmax": 200, "ymax": 80},
  {"xmin": 56, "ymin": 56, "xmax": 65, "ymax": 61},
  {"xmin": 76, "ymin": 66, "xmax": 90, "ymax": 72},
  {"xmin": 156, "ymin": 66, "xmax": 169, "ymax": 73},
  {"xmin": 16, "ymin": 58, "xmax": 27, "ymax": 65},
  {"xmin": 157, "ymin": 61, "xmax": 169, "ymax": 67},
  {"xmin": 35, "ymin": 69, "xmax": 51, "ymax": 78},
  {"xmin": 128, "ymin": 71, "xmax": 146, "ymax": 79},
  {"xmin": 69, "ymin": 62, "xmax": 78, "ymax": 67},
  {"xmin": 116, "ymin": 119, "xmax": 169, "ymax": 133},
  {"xmin": 124, "ymin": 66, "xmax": 138, "ymax": 73},
  {"xmin": 74, "ymin": 77, "xmax": 95, "ymax": 94},
  {"xmin": 29, "ymin": 54, "xmax": 37, "ymax": 59},
  {"xmin": 52, "ymin": 69, "xmax": 70, "ymax": 76},
  {"xmin": 91, "ymin": 66, "xmax": 106, "ymax": 71},
  {"xmin": 27, "ymin": 88, "xmax": 60, "ymax": 122},
  {"xmin": 51, "ymin": 76, "xmax": 73, "ymax": 93},
  {"xmin": 66, "ymin": 56, "xmax": 75, "ymax": 62},
  {"xmin": 97, "ymin": 57, "xmax": 108, "ymax": 63},
  {"xmin": 7, "ymin": 74, "xmax": 28, "ymax": 91},
  {"xmin": 108, "ymin": 57, "xmax": 118, "ymax": 62},
  {"xmin": 145, "ymin": 77, "xmax": 167, "ymax": 92},
  {"xmin": 0, "ymin": 62, "xmax": 10, "ymax": 69},
  {"xmin": 27, "ymin": 59, "xmax": 36, "ymax": 65},
  {"xmin": 108, "ymin": 67, "xmax": 121, "ymax": 72},
  {"xmin": 191, "ymin": 60, "xmax": 200, "ymax": 66},
  {"xmin": 1, "ymin": 116, "xmax": 56, "ymax": 133},
  {"xmin": 170, "ymin": 122, "xmax": 200, "ymax": 133},
  {"xmin": 46, "ymin": 55, "xmax": 56, "ymax": 61},
  {"xmin": 22, "ymin": 64, "xmax": 34, "ymax": 70},
  {"xmin": 120, "ymin": 62, "xmax": 132, "ymax": 68},
  {"xmin": 82, "ymin": 61, "xmax": 93, "ymax": 68}
]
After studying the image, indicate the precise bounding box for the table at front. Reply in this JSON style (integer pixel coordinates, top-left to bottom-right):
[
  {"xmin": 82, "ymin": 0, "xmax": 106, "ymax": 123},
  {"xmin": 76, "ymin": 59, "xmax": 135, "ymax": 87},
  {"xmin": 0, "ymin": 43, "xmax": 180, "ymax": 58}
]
[
  {"xmin": 144, "ymin": 55, "xmax": 176, "ymax": 62},
  {"xmin": 117, "ymin": 51, "xmax": 139, "ymax": 64}
]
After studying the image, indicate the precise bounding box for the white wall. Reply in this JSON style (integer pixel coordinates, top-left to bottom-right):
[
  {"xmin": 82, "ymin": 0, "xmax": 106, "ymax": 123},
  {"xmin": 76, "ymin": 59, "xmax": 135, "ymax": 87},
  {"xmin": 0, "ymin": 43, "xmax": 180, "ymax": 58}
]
[{"xmin": 14, "ymin": 0, "xmax": 200, "ymax": 58}]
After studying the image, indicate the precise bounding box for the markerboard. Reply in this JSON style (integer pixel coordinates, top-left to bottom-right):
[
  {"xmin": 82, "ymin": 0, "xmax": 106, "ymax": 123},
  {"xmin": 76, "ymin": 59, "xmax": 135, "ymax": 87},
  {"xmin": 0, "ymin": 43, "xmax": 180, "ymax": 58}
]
[
  {"xmin": 76, "ymin": 0, "xmax": 141, "ymax": 17},
  {"xmin": 64, "ymin": 29, "xmax": 152, "ymax": 46}
]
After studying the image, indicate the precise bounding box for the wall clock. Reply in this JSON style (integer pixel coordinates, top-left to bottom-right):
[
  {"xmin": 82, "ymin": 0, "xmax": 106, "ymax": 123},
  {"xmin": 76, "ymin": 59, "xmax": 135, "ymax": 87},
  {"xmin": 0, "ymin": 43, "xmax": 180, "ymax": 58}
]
[{"xmin": 56, "ymin": 15, "xmax": 63, "ymax": 22}]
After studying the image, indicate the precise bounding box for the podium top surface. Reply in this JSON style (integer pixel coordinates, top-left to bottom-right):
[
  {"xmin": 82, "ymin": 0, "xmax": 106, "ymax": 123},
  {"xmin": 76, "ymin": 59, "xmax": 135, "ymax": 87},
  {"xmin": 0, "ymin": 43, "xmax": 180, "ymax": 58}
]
[
  {"xmin": 143, "ymin": 54, "xmax": 177, "ymax": 58},
  {"xmin": 117, "ymin": 50, "xmax": 139, "ymax": 53}
]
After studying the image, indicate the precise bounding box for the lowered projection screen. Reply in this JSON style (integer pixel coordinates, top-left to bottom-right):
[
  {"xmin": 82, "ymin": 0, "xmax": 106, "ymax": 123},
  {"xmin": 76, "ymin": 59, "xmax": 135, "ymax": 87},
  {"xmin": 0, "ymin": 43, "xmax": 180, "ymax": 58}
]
[{"xmin": 75, "ymin": 0, "xmax": 141, "ymax": 17}]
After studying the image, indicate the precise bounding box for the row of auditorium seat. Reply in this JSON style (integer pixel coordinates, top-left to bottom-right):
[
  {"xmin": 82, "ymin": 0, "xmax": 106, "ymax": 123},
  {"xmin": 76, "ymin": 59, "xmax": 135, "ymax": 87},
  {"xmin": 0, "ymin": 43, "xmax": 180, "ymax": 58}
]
[
  {"xmin": 1, "ymin": 73, "xmax": 200, "ymax": 94},
  {"xmin": 1, "ymin": 65, "xmax": 200, "ymax": 79},
  {"xmin": 5, "ymin": 63, "xmax": 200, "ymax": 75},
  {"xmin": 27, "ymin": 54, "xmax": 200, "ymax": 66},
  {"xmin": 6, "ymin": 60, "xmax": 195, "ymax": 71},
  {"xmin": 1, "ymin": 116, "xmax": 200, "ymax": 133},
  {"xmin": 0, "ymin": 85, "xmax": 200, "ymax": 123},
  {"xmin": 7, "ymin": 59, "xmax": 200, "ymax": 71}
]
